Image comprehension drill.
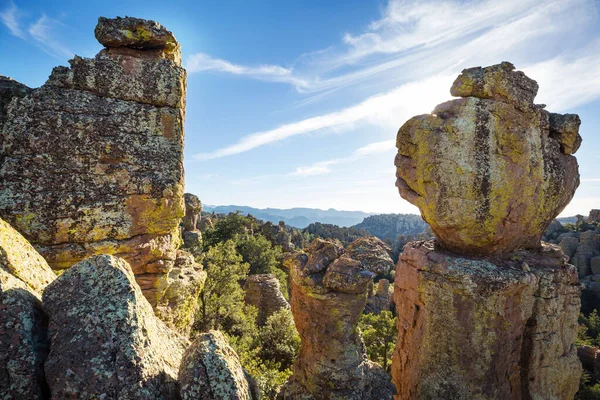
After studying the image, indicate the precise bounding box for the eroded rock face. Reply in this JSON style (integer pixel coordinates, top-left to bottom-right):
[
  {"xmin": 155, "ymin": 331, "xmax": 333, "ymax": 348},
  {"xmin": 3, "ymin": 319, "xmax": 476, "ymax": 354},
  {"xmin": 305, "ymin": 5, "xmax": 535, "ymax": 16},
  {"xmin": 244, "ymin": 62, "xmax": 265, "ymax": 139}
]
[
  {"xmin": 43, "ymin": 255, "xmax": 187, "ymax": 399},
  {"xmin": 179, "ymin": 330, "xmax": 253, "ymax": 400},
  {"xmin": 0, "ymin": 218, "xmax": 54, "ymax": 399},
  {"xmin": 244, "ymin": 273, "xmax": 289, "ymax": 326},
  {"xmin": 156, "ymin": 250, "xmax": 206, "ymax": 336},
  {"xmin": 279, "ymin": 239, "xmax": 395, "ymax": 400},
  {"xmin": 392, "ymin": 240, "xmax": 581, "ymax": 400},
  {"xmin": 0, "ymin": 76, "xmax": 32, "ymax": 126},
  {"xmin": 395, "ymin": 62, "xmax": 580, "ymax": 256},
  {"xmin": 0, "ymin": 16, "xmax": 186, "ymax": 307}
]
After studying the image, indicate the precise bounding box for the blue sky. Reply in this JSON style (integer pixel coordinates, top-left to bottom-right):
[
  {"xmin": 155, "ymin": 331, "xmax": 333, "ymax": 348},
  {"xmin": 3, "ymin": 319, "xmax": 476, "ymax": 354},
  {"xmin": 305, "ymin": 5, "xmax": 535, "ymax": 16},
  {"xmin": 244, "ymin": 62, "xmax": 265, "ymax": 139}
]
[{"xmin": 1, "ymin": 0, "xmax": 599, "ymax": 215}]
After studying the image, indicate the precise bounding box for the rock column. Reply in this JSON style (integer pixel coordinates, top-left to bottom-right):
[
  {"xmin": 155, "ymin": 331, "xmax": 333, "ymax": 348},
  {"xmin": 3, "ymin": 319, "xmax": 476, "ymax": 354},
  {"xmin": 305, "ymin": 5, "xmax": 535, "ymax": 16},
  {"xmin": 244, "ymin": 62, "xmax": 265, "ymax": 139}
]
[
  {"xmin": 392, "ymin": 62, "xmax": 583, "ymax": 399},
  {"xmin": 0, "ymin": 16, "xmax": 186, "ymax": 308},
  {"xmin": 279, "ymin": 239, "xmax": 395, "ymax": 400}
]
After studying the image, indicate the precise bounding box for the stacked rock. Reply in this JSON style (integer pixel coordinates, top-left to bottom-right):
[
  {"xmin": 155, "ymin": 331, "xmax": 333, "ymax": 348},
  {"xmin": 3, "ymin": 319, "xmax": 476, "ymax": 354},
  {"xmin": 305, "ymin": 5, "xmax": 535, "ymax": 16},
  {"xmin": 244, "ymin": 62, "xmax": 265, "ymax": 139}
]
[
  {"xmin": 392, "ymin": 62, "xmax": 582, "ymax": 399},
  {"xmin": 0, "ymin": 17, "xmax": 187, "ymax": 312},
  {"xmin": 244, "ymin": 274, "xmax": 290, "ymax": 326},
  {"xmin": 279, "ymin": 238, "xmax": 395, "ymax": 400}
]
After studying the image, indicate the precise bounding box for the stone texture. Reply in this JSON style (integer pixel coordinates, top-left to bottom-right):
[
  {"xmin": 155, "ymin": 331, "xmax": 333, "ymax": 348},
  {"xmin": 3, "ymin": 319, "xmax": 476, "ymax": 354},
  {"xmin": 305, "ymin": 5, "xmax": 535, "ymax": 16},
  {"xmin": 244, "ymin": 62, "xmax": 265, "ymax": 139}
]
[
  {"xmin": 588, "ymin": 209, "xmax": 600, "ymax": 223},
  {"xmin": 559, "ymin": 236, "xmax": 580, "ymax": 260},
  {"xmin": 0, "ymin": 16, "xmax": 186, "ymax": 308},
  {"xmin": 0, "ymin": 75, "xmax": 32, "ymax": 127},
  {"xmin": 279, "ymin": 239, "xmax": 395, "ymax": 400},
  {"xmin": 261, "ymin": 221, "xmax": 295, "ymax": 252},
  {"xmin": 95, "ymin": 16, "xmax": 181, "ymax": 63},
  {"xmin": 43, "ymin": 255, "xmax": 187, "ymax": 399},
  {"xmin": 345, "ymin": 236, "xmax": 395, "ymax": 277},
  {"xmin": 0, "ymin": 218, "xmax": 54, "ymax": 399},
  {"xmin": 179, "ymin": 330, "xmax": 253, "ymax": 400},
  {"xmin": 392, "ymin": 240, "xmax": 581, "ymax": 400},
  {"xmin": 183, "ymin": 193, "xmax": 202, "ymax": 232},
  {"xmin": 395, "ymin": 62, "xmax": 580, "ymax": 256},
  {"xmin": 364, "ymin": 279, "xmax": 392, "ymax": 314},
  {"xmin": 592, "ymin": 256, "xmax": 600, "ymax": 275},
  {"xmin": 156, "ymin": 250, "xmax": 206, "ymax": 336},
  {"xmin": 244, "ymin": 273, "xmax": 289, "ymax": 326}
]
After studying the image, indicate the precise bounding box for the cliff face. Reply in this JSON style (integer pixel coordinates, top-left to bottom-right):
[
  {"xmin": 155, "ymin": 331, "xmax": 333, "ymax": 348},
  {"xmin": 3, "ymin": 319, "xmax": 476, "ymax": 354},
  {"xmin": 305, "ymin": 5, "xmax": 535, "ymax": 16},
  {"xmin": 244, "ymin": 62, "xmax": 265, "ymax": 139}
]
[
  {"xmin": 0, "ymin": 17, "xmax": 186, "ymax": 307},
  {"xmin": 392, "ymin": 62, "xmax": 582, "ymax": 400}
]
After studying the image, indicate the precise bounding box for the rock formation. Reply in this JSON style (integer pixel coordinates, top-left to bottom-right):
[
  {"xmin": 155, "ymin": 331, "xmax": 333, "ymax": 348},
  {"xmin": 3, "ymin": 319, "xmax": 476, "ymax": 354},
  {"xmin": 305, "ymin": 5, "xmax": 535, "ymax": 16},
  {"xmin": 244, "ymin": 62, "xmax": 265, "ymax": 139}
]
[
  {"xmin": 244, "ymin": 273, "xmax": 290, "ymax": 326},
  {"xmin": 0, "ymin": 76, "xmax": 31, "ymax": 126},
  {"xmin": 364, "ymin": 279, "xmax": 392, "ymax": 314},
  {"xmin": 0, "ymin": 218, "xmax": 55, "ymax": 399},
  {"xmin": 395, "ymin": 62, "xmax": 580, "ymax": 256},
  {"xmin": 0, "ymin": 16, "xmax": 187, "ymax": 309},
  {"xmin": 156, "ymin": 250, "xmax": 207, "ymax": 336},
  {"xmin": 182, "ymin": 193, "xmax": 203, "ymax": 257},
  {"xmin": 43, "ymin": 254, "xmax": 187, "ymax": 399},
  {"xmin": 392, "ymin": 63, "xmax": 582, "ymax": 399},
  {"xmin": 345, "ymin": 236, "xmax": 395, "ymax": 277},
  {"xmin": 392, "ymin": 240, "xmax": 581, "ymax": 399},
  {"xmin": 279, "ymin": 238, "xmax": 395, "ymax": 400},
  {"xmin": 179, "ymin": 330, "xmax": 255, "ymax": 400}
]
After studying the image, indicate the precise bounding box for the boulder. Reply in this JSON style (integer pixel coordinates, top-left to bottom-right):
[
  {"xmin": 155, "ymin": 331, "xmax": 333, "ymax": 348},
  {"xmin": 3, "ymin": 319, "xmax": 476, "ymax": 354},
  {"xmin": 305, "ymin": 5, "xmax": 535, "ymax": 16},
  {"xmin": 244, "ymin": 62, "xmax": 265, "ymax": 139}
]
[
  {"xmin": 179, "ymin": 330, "xmax": 253, "ymax": 400},
  {"xmin": 345, "ymin": 236, "xmax": 395, "ymax": 277},
  {"xmin": 156, "ymin": 250, "xmax": 207, "ymax": 336},
  {"xmin": 392, "ymin": 240, "xmax": 581, "ymax": 400},
  {"xmin": 95, "ymin": 16, "xmax": 181, "ymax": 63},
  {"xmin": 572, "ymin": 244, "xmax": 596, "ymax": 277},
  {"xmin": 244, "ymin": 274, "xmax": 289, "ymax": 326},
  {"xmin": 183, "ymin": 193, "xmax": 202, "ymax": 232},
  {"xmin": 0, "ymin": 218, "xmax": 54, "ymax": 399},
  {"xmin": 0, "ymin": 16, "xmax": 186, "ymax": 308},
  {"xmin": 395, "ymin": 62, "xmax": 580, "ymax": 255},
  {"xmin": 43, "ymin": 255, "xmax": 187, "ymax": 399},
  {"xmin": 279, "ymin": 239, "xmax": 395, "ymax": 399}
]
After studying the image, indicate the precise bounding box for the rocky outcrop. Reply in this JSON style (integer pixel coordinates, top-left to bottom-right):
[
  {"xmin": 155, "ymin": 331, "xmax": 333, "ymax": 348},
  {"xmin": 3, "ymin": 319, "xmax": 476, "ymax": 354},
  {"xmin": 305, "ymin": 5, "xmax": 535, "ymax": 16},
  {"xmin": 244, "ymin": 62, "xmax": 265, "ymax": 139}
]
[
  {"xmin": 0, "ymin": 76, "xmax": 32, "ymax": 127},
  {"xmin": 179, "ymin": 330, "xmax": 254, "ymax": 400},
  {"xmin": 43, "ymin": 254, "xmax": 187, "ymax": 399},
  {"xmin": 345, "ymin": 236, "xmax": 394, "ymax": 277},
  {"xmin": 0, "ymin": 17, "xmax": 186, "ymax": 308},
  {"xmin": 364, "ymin": 279, "xmax": 392, "ymax": 314},
  {"xmin": 392, "ymin": 240, "xmax": 581, "ymax": 399},
  {"xmin": 244, "ymin": 273, "xmax": 290, "ymax": 326},
  {"xmin": 279, "ymin": 238, "xmax": 395, "ymax": 400},
  {"xmin": 156, "ymin": 250, "xmax": 207, "ymax": 336},
  {"xmin": 261, "ymin": 221, "xmax": 295, "ymax": 252},
  {"xmin": 395, "ymin": 62, "xmax": 581, "ymax": 256},
  {"xmin": 391, "ymin": 63, "xmax": 582, "ymax": 400},
  {"xmin": 0, "ymin": 218, "xmax": 54, "ymax": 399}
]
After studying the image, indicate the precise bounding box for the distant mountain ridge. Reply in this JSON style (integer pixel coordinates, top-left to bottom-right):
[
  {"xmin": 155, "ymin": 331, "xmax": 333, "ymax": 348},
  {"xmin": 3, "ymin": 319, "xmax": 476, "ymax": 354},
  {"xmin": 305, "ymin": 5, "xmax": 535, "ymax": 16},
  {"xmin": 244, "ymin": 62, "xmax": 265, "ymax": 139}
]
[{"xmin": 203, "ymin": 205, "xmax": 375, "ymax": 228}]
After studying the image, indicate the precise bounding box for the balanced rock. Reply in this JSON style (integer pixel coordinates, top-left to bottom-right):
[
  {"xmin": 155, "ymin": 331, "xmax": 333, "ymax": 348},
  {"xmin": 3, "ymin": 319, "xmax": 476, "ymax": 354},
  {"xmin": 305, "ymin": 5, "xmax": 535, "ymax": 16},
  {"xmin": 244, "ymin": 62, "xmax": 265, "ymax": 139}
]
[
  {"xmin": 156, "ymin": 250, "xmax": 207, "ymax": 336},
  {"xmin": 179, "ymin": 330, "xmax": 254, "ymax": 400},
  {"xmin": 43, "ymin": 255, "xmax": 187, "ymax": 399},
  {"xmin": 0, "ymin": 218, "xmax": 54, "ymax": 399},
  {"xmin": 392, "ymin": 240, "xmax": 581, "ymax": 400},
  {"xmin": 395, "ymin": 62, "xmax": 580, "ymax": 255},
  {"xmin": 95, "ymin": 16, "xmax": 181, "ymax": 63},
  {"xmin": 244, "ymin": 273, "xmax": 289, "ymax": 326},
  {"xmin": 0, "ymin": 16, "xmax": 186, "ymax": 308},
  {"xmin": 279, "ymin": 239, "xmax": 395, "ymax": 400}
]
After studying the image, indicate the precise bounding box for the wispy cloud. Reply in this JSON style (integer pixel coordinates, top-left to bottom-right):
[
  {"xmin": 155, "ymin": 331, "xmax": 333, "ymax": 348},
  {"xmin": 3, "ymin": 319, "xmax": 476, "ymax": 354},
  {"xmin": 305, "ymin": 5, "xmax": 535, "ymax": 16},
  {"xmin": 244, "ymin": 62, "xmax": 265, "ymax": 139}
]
[
  {"xmin": 288, "ymin": 139, "xmax": 396, "ymax": 177},
  {"xmin": 28, "ymin": 14, "xmax": 73, "ymax": 59},
  {"xmin": 185, "ymin": 52, "xmax": 308, "ymax": 89},
  {"xmin": 0, "ymin": 3, "xmax": 73, "ymax": 60},
  {"xmin": 0, "ymin": 1, "xmax": 25, "ymax": 39},
  {"xmin": 193, "ymin": 75, "xmax": 452, "ymax": 160}
]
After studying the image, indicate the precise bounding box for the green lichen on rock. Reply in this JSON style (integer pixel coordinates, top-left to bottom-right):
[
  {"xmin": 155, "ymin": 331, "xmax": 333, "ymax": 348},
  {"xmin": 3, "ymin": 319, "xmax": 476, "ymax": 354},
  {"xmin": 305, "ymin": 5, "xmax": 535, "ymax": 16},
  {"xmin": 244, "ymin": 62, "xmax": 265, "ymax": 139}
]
[
  {"xmin": 42, "ymin": 254, "xmax": 187, "ymax": 399},
  {"xmin": 0, "ymin": 218, "xmax": 52, "ymax": 399},
  {"xmin": 179, "ymin": 330, "xmax": 253, "ymax": 400},
  {"xmin": 395, "ymin": 62, "xmax": 581, "ymax": 256}
]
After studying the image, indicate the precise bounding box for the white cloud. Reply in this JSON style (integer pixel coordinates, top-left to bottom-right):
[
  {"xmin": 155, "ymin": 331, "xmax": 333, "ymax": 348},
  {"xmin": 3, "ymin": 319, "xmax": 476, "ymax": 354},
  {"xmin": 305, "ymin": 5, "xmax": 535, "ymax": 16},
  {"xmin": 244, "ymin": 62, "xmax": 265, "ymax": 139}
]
[
  {"xmin": 28, "ymin": 14, "xmax": 73, "ymax": 60},
  {"xmin": 194, "ymin": 74, "xmax": 452, "ymax": 160},
  {"xmin": 185, "ymin": 52, "xmax": 308, "ymax": 89},
  {"xmin": 0, "ymin": 1, "xmax": 25, "ymax": 39},
  {"xmin": 289, "ymin": 165, "xmax": 332, "ymax": 177}
]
